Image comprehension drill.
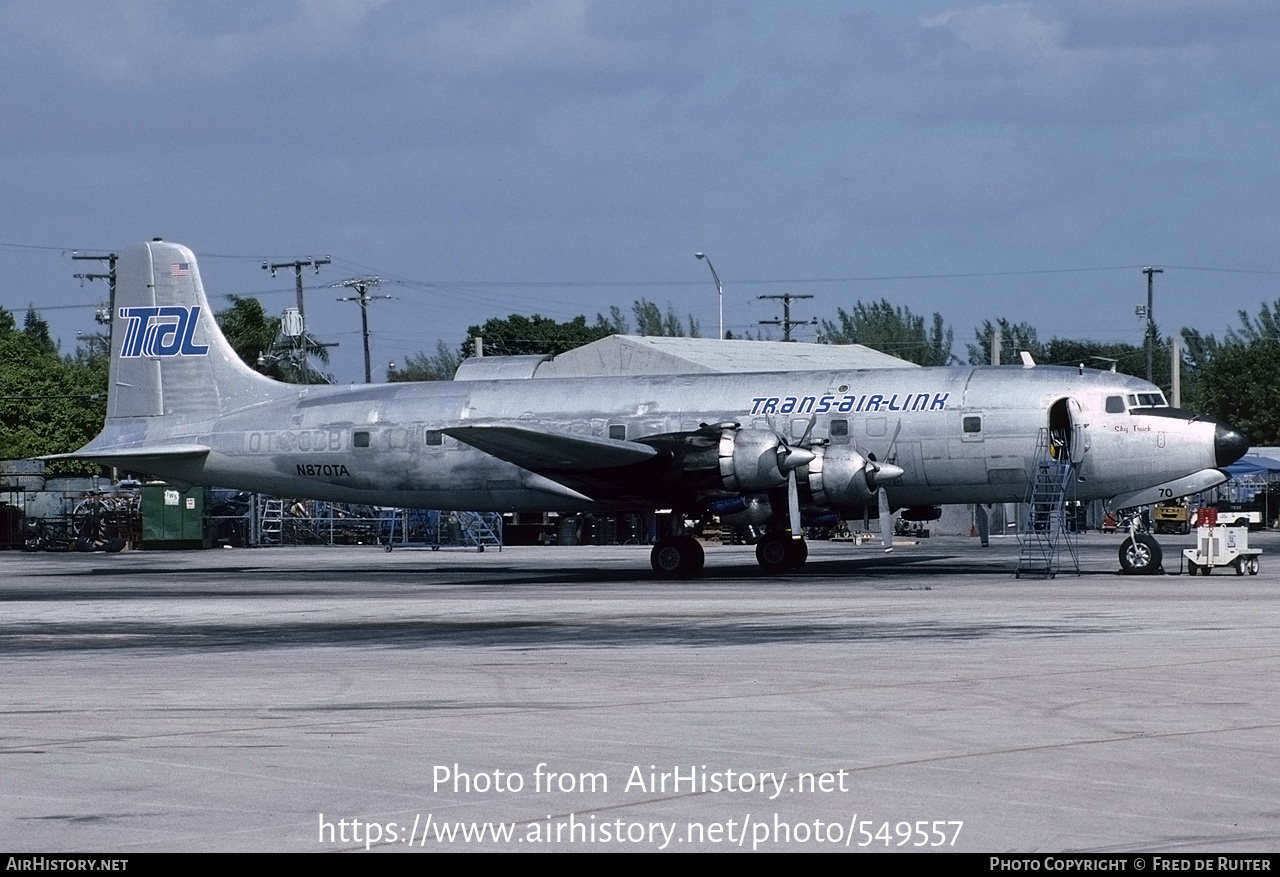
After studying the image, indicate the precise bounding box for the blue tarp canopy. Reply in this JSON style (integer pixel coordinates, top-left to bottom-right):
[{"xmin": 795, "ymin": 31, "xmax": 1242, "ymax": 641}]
[{"xmin": 1226, "ymin": 455, "xmax": 1280, "ymax": 477}]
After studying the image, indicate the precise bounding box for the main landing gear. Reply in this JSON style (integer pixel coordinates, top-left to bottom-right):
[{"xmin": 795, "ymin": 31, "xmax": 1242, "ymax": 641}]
[
  {"xmin": 755, "ymin": 531, "xmax": 808, "ymax": 574},
  {"xmin": 650, "ymin": 535, "xmax": 705, "ymax": 578},
  {"xmin": 649, "ymin": 531, "xmax": 810, "ymax": 577}
]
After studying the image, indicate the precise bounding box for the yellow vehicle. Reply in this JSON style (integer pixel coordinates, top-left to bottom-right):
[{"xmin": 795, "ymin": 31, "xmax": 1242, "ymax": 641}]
[{"xmin": 1153, "ymin": 500, "xmax": 1191, "ymax": 535}]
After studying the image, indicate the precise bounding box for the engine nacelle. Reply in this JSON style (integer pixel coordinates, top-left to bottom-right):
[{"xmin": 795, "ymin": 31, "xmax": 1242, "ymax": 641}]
[
  {"xmin": 709, "ymin": 494, "xmax": 773, "ymax": 525},
  {"xmin": 808, "ymin": 445, "xmax": 876, "ymax": 509},
  {"xmin": 718, "ymin": 428, "xmax": 787, "ymax": 492}
]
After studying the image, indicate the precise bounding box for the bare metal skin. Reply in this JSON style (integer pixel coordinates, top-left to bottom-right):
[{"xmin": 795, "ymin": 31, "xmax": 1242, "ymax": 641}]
[{"xmin": 65, "ymin": 241, "xmax": 1247, "ymax": 576}]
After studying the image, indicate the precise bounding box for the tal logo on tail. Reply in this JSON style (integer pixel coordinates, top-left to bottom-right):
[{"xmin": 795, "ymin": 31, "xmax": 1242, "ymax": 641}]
[{"xmin": 117, "ymin": 306, "xmax": 210, "ymax": 358}]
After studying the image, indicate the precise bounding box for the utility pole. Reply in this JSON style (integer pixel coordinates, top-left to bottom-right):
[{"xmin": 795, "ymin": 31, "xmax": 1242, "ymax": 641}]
[
  {"xmin": 335, "ymin": 277, "xmax": 391, "ymax": 384},
  {"xmin": 263, "ymin": 256, "xmax": 331, "ymax": 327},
  {"xmin": 758, "ymin": 293, "xmax": 815, "ymax": 342},
  {"xmin": 1141, "ymin": 266, "xmax": 1163, "ymax": 383},
  {"xmin": 72, "ymin": 251, "xmax": 118, "ymax": 340},
  {"xmin": 1171, "ymin": 333, "xmax": 1181, "ymax": 408},
  {"xmin": 263, "ymin": 256, "xmax": 331, "ymax": 384}
]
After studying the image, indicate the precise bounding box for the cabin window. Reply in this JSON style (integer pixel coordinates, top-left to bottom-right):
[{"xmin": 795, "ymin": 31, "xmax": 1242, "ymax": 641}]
[
  {"xmin": 1106, "ymin": 396, "xmax": 1125, "ymax": 413},
  {"xmin": 609, "ymin": 424, "xmax": 626, "ymax": 440},
  {"xmin": 353, "ymin": 430, "xmax": 371, "ymax": 448},
  {"xmin": 830, "ymin": 419, "xmax": 849, "ymax": 437},
  {"xmin": 424, "ymin": 430, "xmax": 443, "ymax": 446},
  {"xmin": 963, "ymin": 416, "xmax": 982, "ymax": 434}
]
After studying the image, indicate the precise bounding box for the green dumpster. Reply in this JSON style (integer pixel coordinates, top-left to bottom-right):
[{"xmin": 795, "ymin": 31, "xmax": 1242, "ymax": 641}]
[{"xmin": 141, "ymin": 483, "xmax": 212, "ymax": 549}]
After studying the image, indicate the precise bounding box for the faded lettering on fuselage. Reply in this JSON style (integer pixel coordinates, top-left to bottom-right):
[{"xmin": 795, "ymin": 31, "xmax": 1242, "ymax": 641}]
[
  {"xmin": 748, "ymin": 393, "xmax": 949, "ymax": 416},
  {"xmin": 247, "ymin": 430, "xmax": 344, "ymax": 453}
]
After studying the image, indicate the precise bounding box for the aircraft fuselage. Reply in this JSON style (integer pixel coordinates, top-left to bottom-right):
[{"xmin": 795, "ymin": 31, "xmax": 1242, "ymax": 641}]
[{"xmin": 119, "ymin": 364, "xmax": 1223, "ymax": 513}]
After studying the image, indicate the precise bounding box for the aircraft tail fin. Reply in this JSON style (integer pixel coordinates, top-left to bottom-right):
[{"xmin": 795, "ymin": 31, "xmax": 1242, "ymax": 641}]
[{"xmin": 104, "ymin": 239, "xmax": 288, "ymax": 425}]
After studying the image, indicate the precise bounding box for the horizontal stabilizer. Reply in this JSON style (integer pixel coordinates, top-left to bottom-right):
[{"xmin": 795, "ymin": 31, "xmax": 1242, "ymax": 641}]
[
  {"xmin": 444, "ymin": 425, "xmax": 659, "ymax": 470},
  {"xmin": 43, "ymin": 444, "xmax": 210, "ymax": 464},
  {"xmin": 1106, "ymin": 468, "xmax": 1229, "ymax": 511}
]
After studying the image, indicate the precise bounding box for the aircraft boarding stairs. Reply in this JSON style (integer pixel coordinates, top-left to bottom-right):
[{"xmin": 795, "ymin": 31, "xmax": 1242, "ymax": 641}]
[
  {"xmin": 456, "ymin": 511, "xmax": 503, "ymax": 551},
  {"xmin": 380, "ymin": 508, "xmax": 503, "ymax": 551},
  {"xmin": 1015, "ymin": 428, "xmax": 1080, "ymax": 578}
]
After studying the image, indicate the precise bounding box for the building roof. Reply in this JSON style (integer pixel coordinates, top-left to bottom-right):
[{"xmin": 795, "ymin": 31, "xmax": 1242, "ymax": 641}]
[{"xmin": 519, "ymin": 335, "xmax": 916, "ymax": 379}]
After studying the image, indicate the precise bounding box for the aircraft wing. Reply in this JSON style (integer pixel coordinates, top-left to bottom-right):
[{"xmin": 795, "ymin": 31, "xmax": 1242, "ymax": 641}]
[{"xmin": 443, "ymin": 425, "xmax": 660, "ymax": 470}]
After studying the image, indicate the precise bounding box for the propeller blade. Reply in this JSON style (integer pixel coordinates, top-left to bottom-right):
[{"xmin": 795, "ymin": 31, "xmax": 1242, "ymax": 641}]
[
  {"xmin": 878, "ymin": 487, "xmax": 893, "ymax": 553},
  {"xmin": 787, "ymin": 470, "xmax": 803, "ymax": 539},
  {"xmin": 974, "ymin": 502, "xmax": 990, "ymax": 547},
  {"xmin": 798, "ymin": 413, "xmax": 817, "ymax": 446},
  {"xmin": 885, "ymin": 419, "xmax": 902, "ymax": 461}
]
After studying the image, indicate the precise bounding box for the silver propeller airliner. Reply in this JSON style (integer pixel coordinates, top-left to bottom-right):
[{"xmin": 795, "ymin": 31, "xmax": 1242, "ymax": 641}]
[{"xmin": 67, "ymin": 240, "xmax": 1248, "ymax": 576}]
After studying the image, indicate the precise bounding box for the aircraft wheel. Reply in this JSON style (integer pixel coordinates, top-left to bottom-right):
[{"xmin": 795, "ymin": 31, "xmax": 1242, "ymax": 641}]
[
  {"xmin": 756, "ymin": 534, "xmax": 806, "ymax": 574},
  {"xmin": 651, "ymin": 536, "xmax": 704, "ymax": 578},
  {"xmin": 1119, "ymin": 534, "xmax": 1162, "ymax": 575}
]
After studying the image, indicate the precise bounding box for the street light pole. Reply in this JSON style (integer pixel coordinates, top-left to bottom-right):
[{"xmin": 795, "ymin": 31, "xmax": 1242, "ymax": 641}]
[{"xmin": 695, "ymin": 252, "xmax": 724, "ymax": 340}]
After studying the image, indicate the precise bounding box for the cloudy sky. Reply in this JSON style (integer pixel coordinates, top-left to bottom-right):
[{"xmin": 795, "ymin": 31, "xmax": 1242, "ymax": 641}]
[{"xmin": 3, "ymin": 1, "xmax": 1279, "ymax": 381}]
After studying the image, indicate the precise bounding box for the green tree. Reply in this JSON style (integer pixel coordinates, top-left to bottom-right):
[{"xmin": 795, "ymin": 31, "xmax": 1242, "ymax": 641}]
[
  {"xmin": 630, "ymin": 298, "xmax": 700, "ymax": 337},
  {"xmin": 0, "ymin": 307, "xmax": 106, "ymax": 474},
  {"xmin": 1177, "ymin": 298, "xmax": 1280, "ymax": 440},
  {"xmin": 1041, "ymin": 336, "xmax": 1170, "ymax": 386},
  {"xmin": 1192, "ymin": 339, "xmax": 1280, "ymax": 445},
  {"xmin": 215, "ymin": 296, "xmax": 330, "ymax": 383},
  {"xmin": 967, "ymin": 319, "xmax": 1045, "ymax": 365},
  {"xmin": 819, "ymin": 299, "xmax": 954, "ymax": 365},
  {"xmin": 389, "ymin": 341, "xmax": 461, "ymax": 382},
  {"xmin": 216, "ymin": 296, "xmax": 279, "ymax": 370},
  {"xmin": 1226, "ymin": 298, "xmax": 1280, "ymax": 345},
  {"xmin": 462, "ymin": 314, "xmax": 615, "ymax": 358},
  {"xmin": 22, "ymin": 306, "xmax": 56, "ymax": 356},
  {"xmin": 595, "ymin": 306, "xmax": 629, "ymax": 335}
]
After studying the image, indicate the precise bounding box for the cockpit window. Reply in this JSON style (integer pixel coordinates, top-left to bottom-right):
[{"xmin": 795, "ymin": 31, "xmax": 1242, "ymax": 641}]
[
  {"xmin": 1126, "ymin": 392, "xmax": 1167, "ymax": 409},
  {"xmin": 1105, "ymin": 396, "xmax": 1126, "ymax": 413}
]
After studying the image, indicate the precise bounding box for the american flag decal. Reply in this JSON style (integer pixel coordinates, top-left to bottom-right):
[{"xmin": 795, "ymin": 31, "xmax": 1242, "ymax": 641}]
[{"xmin": 170, "ymin": 263, "xmax": 190, "ymax": 277}]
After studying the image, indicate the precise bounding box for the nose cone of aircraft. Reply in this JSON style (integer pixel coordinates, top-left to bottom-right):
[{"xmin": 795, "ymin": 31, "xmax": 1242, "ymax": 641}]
[{"xmin": 1215, "ymin": 422, "xmax": 1249, "ymax": 468}]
